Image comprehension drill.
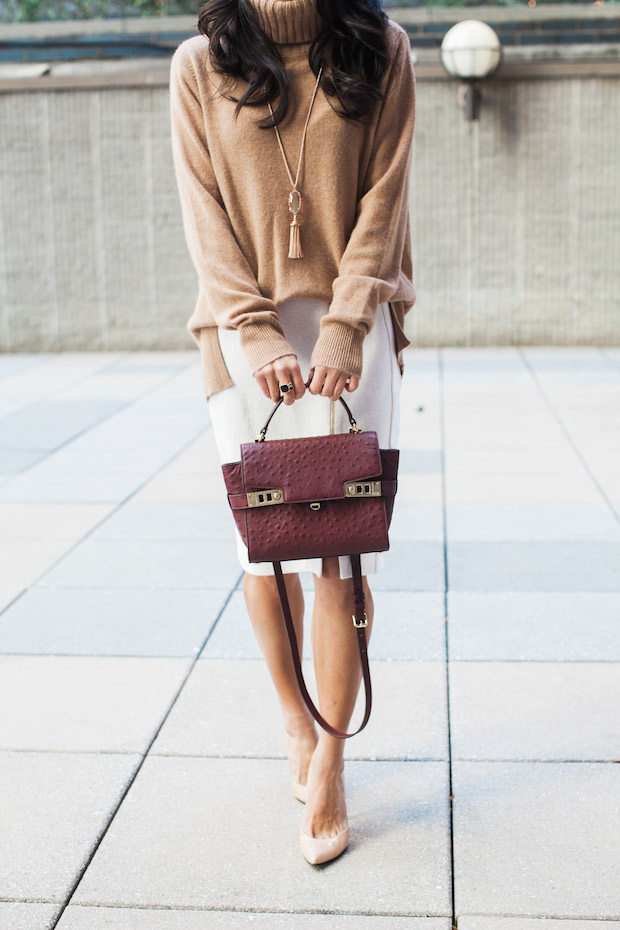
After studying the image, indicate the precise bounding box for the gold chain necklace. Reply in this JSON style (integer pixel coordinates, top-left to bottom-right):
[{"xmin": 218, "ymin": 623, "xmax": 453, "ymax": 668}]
[{"xmin": 267, "ymin": 65, "xmax": 323, "ymax": 260}]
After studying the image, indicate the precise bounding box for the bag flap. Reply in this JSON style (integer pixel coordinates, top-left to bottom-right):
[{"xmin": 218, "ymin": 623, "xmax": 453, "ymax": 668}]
[{"xmin": 240, "ymin": 432, "xmax": 382, "ymax": 504}]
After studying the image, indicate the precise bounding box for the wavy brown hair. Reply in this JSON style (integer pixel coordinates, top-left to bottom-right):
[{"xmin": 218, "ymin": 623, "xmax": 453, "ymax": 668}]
[{"xmin": 197, "ymin": 0, "xmax": 390, "ymax": 127}]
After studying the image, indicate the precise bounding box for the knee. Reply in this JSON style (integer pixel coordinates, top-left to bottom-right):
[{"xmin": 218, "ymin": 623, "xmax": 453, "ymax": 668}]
[
  {"xmin": 314, "ymin": 573, "xmax": 354, "ymax": 611},
  {"xmin": 243, "ymin": 572, "xmax": 276, "ymax": 599},
  {"xmin": 243, "ymin": 571, "xmax": 300, "ymax": 601}
]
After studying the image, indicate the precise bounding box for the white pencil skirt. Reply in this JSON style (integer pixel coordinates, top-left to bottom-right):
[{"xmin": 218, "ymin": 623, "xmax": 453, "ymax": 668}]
[{"xmin": 208, "ymin": 297, "xmax": 401, "ymax": 579}]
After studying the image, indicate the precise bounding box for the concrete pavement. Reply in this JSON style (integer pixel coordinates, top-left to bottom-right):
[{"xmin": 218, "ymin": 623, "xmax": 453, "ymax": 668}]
[{"xmin": 0, "ymin": 347, "xmax": 619, "ymax": 929}]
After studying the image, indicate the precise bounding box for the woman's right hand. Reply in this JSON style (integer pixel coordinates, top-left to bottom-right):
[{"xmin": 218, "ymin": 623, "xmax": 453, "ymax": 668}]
[{"xmin": 253, "ymin": 354, "xmax": 306, "ymax": 406}]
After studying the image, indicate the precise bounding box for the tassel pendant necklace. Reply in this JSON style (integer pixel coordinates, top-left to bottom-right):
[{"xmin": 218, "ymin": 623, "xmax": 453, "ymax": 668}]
[{"xmin": 267, "ymin": 66, "xmax": 323, "ymax": 259}]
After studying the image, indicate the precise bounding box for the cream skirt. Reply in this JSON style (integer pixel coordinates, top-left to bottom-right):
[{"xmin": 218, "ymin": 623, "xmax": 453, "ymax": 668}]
[{"xmin": 208, "ymin": 298, "xmax": 401, "ymax": 579}]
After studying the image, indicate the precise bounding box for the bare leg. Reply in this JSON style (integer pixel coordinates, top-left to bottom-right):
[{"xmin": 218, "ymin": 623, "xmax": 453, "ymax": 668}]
[
  {"xmin": 301, "ymin": 557, "xmax": 374, "ymax": 840},
  {"xmin": 243, "ymin": 571, "xmax": 317, "ymax": 793}
]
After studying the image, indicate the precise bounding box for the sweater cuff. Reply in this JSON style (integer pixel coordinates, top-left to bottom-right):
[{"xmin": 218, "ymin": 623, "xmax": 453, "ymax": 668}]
[
  {"xmin": 310, "ymin": 321, "xmax": 364, "ymax": 377},
  {"xmin": 238, "ymin": 321, "xmax": 297, "ymax": 374}
]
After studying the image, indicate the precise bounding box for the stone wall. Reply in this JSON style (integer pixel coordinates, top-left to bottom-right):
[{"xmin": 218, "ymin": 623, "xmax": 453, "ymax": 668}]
[
  {"xmin": 409, "ymin": 52, "xmax": 620, "ymax": 346},
  {"xmin": 0, "ymin": 23, "xmax": 619, "ymax": 350}
]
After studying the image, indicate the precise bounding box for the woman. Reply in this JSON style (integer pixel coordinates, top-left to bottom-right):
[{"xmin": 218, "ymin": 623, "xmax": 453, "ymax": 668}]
[{"xmin": 170, "ymin": 0, "xmax": 416, "ymax": 865}]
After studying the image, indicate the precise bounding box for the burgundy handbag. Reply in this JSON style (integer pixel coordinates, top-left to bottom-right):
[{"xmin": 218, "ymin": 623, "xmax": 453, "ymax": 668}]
[{"xmin": 221, "ymin": 392, "xmax": 399, "ymax": 739}]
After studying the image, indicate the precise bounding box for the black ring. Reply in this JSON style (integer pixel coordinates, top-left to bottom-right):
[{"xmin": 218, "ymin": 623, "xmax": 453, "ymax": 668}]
[{"xmin": 280, "ymin": 382, "xmax": 294, "ymax": 394}]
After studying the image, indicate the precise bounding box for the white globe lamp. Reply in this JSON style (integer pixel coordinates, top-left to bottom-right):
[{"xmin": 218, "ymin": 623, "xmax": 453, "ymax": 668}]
[{"xmin": 440, "ymin": 20, "xmax": 502, "ymax": 120}]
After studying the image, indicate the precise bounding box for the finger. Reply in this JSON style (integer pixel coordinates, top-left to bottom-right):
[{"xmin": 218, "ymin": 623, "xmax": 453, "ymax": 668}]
[
  {"xmin": 329, "ymin": 373, "xmax": 349, "ymax": 402},
  {"xmin": 264, "ymin": 369, "xmax": 281, "ymax": 403},
  {"xmin": 320, "ymin": 370, "xmax": 339, "ymax": 399},
  {"xmin": 253, "ymin": 371, "xmax": 272, "ymax": 401},
  {"xmin": 281, "ymin": 383, "xmax": 295, "ymax": 406},
  {"xmin": 308, "ymin": 366, "xmax": 326, "ymax": 395},
  {"xmin": 290, "ymin": 363, "xmax": 306, "ymax": 400},
  {"xmin": 345, "ymin": 375, "xmax": 360, "ymax": 393},
  {"xmin": 272, "ymin": 362, "xmax": 296, "ymax": 406}
]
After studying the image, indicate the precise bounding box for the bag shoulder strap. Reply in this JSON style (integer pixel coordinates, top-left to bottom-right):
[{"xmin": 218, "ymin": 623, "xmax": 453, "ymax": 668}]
[{"xmin": 273, "ymin": 554, "xmax": 372, "ymax": 740}]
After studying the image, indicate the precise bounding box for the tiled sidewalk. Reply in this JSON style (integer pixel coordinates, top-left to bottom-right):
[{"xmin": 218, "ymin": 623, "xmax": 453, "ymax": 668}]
[{"xmin": 0, "ymin": 348, "xmax": 619, "ymax": 930}]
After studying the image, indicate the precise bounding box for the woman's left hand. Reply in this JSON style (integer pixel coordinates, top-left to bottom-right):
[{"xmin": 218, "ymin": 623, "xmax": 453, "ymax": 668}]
[{"xmin": 308, "ymin": 366, "xmax": 360, "ymax": 402}]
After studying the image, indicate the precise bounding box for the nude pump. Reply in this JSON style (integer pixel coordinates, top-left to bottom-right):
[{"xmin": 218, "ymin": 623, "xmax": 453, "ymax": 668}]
[{"xmin": 299, "ymin": 824, "xmax": 349, "ymax": 865}]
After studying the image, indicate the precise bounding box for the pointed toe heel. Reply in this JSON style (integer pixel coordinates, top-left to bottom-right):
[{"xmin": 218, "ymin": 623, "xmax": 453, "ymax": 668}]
[
  {"xmin": 299, "ymin": 825, "xmax": 349, "ymax": 865},
  {"xmin": 293, "ymin": 781, "xmax": 307, "ymax": 804}
]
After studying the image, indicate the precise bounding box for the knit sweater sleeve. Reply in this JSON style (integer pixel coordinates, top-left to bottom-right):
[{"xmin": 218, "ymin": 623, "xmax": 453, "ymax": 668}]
[
  {"xmin": 310, "ymin": 26, "xmax": 416, "ymax": 377},
  {"xmin": 169, "ymin": 43, "xmax": 296, "ymax": 374}
]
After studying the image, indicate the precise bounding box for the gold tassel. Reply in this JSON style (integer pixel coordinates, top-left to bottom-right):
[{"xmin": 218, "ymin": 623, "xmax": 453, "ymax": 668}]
[{"xmin": 288, "ymin": 215, "xmax": 304, "ymax": 259}]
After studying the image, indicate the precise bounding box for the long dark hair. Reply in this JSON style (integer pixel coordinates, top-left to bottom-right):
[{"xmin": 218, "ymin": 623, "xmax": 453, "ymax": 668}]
[{"xmin": 197, "ymin": 0, "xmax": 390, "ymax": 128}]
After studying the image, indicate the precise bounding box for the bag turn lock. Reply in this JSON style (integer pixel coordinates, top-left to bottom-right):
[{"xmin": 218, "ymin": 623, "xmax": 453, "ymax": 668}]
[
  {"xmin": 310, "ymin": 502, "xmax": 321, "ymax": 510},
  {"xmin": 345, "ymin": 481, "xmax": 381, "ymax": 498},
  {"xmin": 246, "ymin": 489, "xmax": 284, "ymax": 508}
]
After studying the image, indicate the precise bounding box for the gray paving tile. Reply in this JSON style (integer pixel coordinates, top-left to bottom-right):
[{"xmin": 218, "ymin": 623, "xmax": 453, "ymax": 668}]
[
  {"xmin": 0, "ymin": 449, "xmax": 47, "ymax": 473},
  {"xmin": 443, "ymin": 448, "xmax": 584, "ymax": 476},
  {"xmin": 62, "ymin": 426, "xmax": 204, "ymax": 458},
  {"xmin": 0, "ymin": 355, "xmax": 42, "ymax": 378},
  {"xmin": 92, "ymin": 502, "xmax": 236, "ymax": 541},
  {"xmin": 398, "ymin": 450, "xmax": 443, "ymax": 473},
  {"xmin": 441, "ymin": 370, "xmax": 532, "ymax": 386},
  {"xmin": 0, "ymin": 750, "xmax": 141, "ymax": 902},
  {"xmin": 200, "ymin": 590, "xmax": 262, "ymax": 659},
  {"xmin": 72, "ymin": 756, "xmax": 451, "ymax": 915},
  {"xmin": 401, "ymin": 348, "xmax": 439, "ymax": 375},
  {"xmin": 452, "ymin": 761, "xmax": 620, "ymax": 918},
  {"xmin": 521, "ymin": 347, "xmax": 613, "ymax": 370},
  {"xmin": 151, "ymin": 660, "xmax": 448, "ymax": 762},
  {"xmin": 203, "ymin": 590, "xmax": 447, "ymax": 662},
  {"xmin": 0, "ymin": 400, "xmax": 125, "ymax": 451},
  {"xmin": 36, "ymin": 538, "xmax": 241, "ymax": 590},
  {"xmin": 57, "ymin": 908, "xmax": 452, "ymax": 929},
  {"xmin": 448, "ymin": 542, "xmax": 620, "ymax": 591},
  {"xmin": 531, "ymin": 369, "xmax": 620, "ymax": 386},
  {"xmin": 390, "ymin": 503, "xmax": 444, "ymax": 542},
  {"xmin": 459, "ymin": 920, "xmax": 620, "ymax": 930},
  {"xmin": 441, "ymin": 348, "xmax": 526, "ymax": 371},
  {"xmin": 446, "ymin": 503, "xmax": 620, "ymax": 542},
  {"xmin": 0, "ymin": 656, "xmax": 191, "ymax": 752},
  {"xmin": 99, "ymin": 361, "xmax": 192, "ymax": 376},
  {"xmin": 29, "ymin": 448, "xmax": 175, "ymax": 476},
  {"xmin": 368, "ymin": 592, "xmax": 447, "ymax": 661},
  {"xmin": 370, "ymin": 543, "xmax": 445, "ymax": 592},
  {"xmin": 447, "ymin": 592, "xmax": 620, "ymax": 661},
  {"xmin": 441, "ymin": 427, "xmax": 574, "ymax": 455},
  {"xmin": 444, "ymin": 472, "xmax": 600, "ymax": 504},
  {"xmin": 0, "ymin": 468, "xmax": 152, "ymax": 503},
  {"xmin": 450, "ymin": 662, "xmax": 620, "ymax": 761},
  {"xmin": 0, "ymin": 502, "xmax": 111, "ymax": 540},
  {"xmin": 0, "ymin": 587, "xmax": 228, "ymax": 657},
  {"xmin": 0, "ymin": 902, "xmax": 60, "ymax": 930},
  {"xmin": 0, "ymin": 538, "xmax": 78, "ymax": 606}
]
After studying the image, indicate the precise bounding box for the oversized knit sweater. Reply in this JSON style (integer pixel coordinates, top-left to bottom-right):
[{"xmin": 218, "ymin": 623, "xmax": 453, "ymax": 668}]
[{"xmin": 169, "ymin": 0, "xmax": 416, "ymax": 399}]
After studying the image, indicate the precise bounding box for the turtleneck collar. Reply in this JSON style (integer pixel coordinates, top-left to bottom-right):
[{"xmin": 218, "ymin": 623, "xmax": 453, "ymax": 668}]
[{"xmin": 247, "ymin": 0, "xmax": 324, "ymax": 45}]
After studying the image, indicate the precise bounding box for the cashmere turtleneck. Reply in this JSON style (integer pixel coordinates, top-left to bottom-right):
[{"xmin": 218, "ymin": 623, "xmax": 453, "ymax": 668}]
[
  {"xmin": 170, "ymin": 16, "xmax": 416, "ymax": 399},
  {"xmin": 247, "ymin": 0, "xmax": 324, "ymax": 46}
]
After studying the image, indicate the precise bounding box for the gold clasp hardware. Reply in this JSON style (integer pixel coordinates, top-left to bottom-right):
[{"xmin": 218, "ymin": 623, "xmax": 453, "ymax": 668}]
[
  {"xmin": 345, "ymin": 481, "xmax": 381, "ymax": 498},
  {"xmin": 352, "ymin": 612, "xmax": 368, "ymax": 628},
  {"xmin": 349, "ymin": 424, "xmax": 362, "ymax": 434},
  {"xmin": 255, "ymin": 431, "xmax": 267, "ymax": 443},
  {"xmin": 247, "ymin": 489, "xmax": 284, "ymax": 508},
  {"xmin": 310, "ymin": 502, "xmax": 321, "ymax": 511}
]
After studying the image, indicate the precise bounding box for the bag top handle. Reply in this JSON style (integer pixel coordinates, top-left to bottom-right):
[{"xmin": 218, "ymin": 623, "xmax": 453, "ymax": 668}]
[{"xmin": 256, "ymin": 380, "xmax": 361, "ymax": 442}]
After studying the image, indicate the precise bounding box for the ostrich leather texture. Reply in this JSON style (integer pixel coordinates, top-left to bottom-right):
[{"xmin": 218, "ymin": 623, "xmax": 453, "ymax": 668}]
[{"xmin": 221, "ymin": 432, "xmax": 399, "ymax": 563}]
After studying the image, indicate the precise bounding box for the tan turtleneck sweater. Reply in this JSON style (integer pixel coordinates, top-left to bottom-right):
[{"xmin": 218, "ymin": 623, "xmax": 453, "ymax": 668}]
[{"xmin": 170, "ymin": 0, "xmax": 416, "ymax": 399}]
